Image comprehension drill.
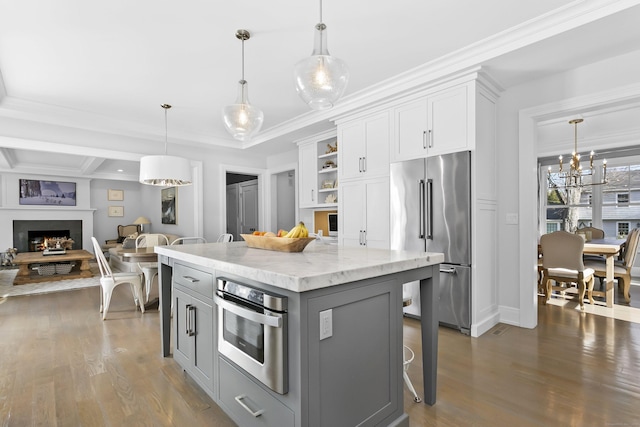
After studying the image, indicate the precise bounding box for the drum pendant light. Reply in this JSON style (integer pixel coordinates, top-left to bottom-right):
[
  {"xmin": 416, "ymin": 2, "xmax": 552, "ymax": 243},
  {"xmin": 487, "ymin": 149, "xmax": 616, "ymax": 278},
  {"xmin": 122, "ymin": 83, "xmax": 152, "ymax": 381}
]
[
  {"xmin": 293, "ymin": 0, "xmax": 349, "ymax": 110},
  {"xmin": 139, "ymin": 104, "xmax": 192, "ymax": 186},
  {"xmin": 222, "ymin": 29, "xmax": 264, "ymax": 141}
]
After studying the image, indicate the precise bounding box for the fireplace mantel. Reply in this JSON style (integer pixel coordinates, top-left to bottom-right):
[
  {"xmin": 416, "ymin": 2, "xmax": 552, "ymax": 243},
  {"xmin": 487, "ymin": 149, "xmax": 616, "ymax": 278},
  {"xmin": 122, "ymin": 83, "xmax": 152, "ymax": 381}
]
[{"xmin": 0, "ymin": 207, "xmax": 96, "ymax": 252}]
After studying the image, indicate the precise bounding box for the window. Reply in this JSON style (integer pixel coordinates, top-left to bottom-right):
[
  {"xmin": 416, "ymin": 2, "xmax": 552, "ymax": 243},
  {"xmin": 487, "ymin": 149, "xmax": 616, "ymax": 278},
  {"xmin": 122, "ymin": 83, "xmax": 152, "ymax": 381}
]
[
  {"xmin": 546, "ymin": 222, "xmax": 560, "ymax": 233},
  {"xmin": 617, "ymin": 222, "xmax": 630, "ymax": 237},
  {"xmin": 617, "ymin": 193, "xmax": 630, "ymax": 205},
  {"xmin": 542, "ymin": 161, "xmax": 640, "ymax": 237}
]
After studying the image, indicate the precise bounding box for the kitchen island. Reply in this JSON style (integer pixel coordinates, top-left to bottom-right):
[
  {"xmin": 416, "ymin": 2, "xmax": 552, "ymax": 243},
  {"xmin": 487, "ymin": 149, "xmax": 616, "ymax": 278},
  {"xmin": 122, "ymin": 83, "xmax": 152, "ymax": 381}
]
[{"xmin": 156, "ymin": 241, "xmax": 443, "ymax": 427}]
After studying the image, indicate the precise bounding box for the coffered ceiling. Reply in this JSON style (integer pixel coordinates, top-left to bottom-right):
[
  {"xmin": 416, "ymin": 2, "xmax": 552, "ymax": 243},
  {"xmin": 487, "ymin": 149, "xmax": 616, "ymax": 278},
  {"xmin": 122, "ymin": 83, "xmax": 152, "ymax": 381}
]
[{"xmin": 1, "ymin": 0, "xmax": 640, "ymax": 180}]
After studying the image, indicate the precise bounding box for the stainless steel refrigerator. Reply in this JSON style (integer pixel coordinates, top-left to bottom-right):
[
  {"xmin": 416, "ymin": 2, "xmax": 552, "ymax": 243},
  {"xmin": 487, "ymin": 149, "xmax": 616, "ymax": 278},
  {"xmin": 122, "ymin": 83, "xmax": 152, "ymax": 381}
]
[{"xmin": 390, "ymin": 151, "xmax": 471, "ymax": 334}]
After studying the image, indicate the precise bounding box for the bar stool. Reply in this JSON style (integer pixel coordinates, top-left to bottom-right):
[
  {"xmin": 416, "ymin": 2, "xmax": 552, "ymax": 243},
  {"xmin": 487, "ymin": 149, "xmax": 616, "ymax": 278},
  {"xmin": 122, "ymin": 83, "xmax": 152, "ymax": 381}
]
[{"xmin": 403, "ymin": 297, "xmax": 422, "ymax": 403}]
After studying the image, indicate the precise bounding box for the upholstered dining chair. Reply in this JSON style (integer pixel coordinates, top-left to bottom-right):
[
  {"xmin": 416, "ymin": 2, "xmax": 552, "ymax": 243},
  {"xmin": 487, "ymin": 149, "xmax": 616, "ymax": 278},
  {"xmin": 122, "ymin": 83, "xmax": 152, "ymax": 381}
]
[
  {"xmin": 578, "ymin": 226, "xmax": 605, "ymax": 240},
  {"xmin": 585, "ymin": 228, "xmax": 639, "ymax": 304},
  {"xmin": 135, "ymin": 233, "xmax": 169, "ymax": 304},
  {"xmin": 91, "ymin": 237, "xmax": 144, "ymax": 320},
  {"xmin": 540, "ymin": 231, "xmax": 595, "ymax": 310}
]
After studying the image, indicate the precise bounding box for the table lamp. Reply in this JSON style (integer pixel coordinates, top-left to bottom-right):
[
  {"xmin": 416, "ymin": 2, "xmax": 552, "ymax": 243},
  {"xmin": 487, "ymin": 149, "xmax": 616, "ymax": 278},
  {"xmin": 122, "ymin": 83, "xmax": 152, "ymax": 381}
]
[{"xmin": 134, "ymin": 216, "xmax": 151, "ymax": 233}]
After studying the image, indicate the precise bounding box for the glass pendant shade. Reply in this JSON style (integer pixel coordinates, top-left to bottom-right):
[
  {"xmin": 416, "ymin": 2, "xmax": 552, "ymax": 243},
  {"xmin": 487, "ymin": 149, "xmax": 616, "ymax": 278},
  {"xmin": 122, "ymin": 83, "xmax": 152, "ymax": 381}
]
[
  {"xmin": 222, "ymin": 79, "xmax": 264, "ymax": 141},
  {"xmin": 139, "ymin": 154, "xmax": 192, "ymax": 186},
  {"xmin": 294, "ymin": 23, "xmax": 349, "ymax": 110}
]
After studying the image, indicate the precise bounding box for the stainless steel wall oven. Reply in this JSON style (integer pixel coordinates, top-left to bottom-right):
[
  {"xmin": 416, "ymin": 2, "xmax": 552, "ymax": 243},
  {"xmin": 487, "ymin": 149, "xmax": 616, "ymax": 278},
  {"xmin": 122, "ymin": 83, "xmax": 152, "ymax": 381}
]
[{"xmin": 214, "ymin": 278, "xmax": 288, "ymax": 394}]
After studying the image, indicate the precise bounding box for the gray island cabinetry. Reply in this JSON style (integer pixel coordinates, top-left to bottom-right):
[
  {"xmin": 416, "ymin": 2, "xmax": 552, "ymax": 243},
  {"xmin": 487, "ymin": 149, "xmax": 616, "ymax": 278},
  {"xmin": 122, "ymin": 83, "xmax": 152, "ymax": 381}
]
[{"xmin": 156, "ymin": 242, "xmax": 443, "ymax": 427}]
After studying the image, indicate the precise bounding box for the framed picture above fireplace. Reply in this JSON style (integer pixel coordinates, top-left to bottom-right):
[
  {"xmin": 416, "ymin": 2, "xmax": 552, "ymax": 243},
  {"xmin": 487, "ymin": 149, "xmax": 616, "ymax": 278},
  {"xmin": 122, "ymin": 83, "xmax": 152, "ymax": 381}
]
[{"xmin": 19, "ymin": 179, "xmax": 77, "ymax": 206}]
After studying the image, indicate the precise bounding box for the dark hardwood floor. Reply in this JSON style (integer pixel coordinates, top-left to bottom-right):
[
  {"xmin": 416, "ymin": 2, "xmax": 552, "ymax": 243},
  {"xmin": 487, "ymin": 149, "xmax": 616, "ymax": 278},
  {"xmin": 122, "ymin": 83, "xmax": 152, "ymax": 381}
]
[{"xmin": 1, "ymin": 286, "xmax": 639, "ymax": 426}]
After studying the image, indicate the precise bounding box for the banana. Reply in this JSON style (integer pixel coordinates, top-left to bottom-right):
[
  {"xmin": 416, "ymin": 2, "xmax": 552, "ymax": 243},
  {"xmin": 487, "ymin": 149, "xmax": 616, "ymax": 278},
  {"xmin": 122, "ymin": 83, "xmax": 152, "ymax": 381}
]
[{"xmin": 284, "ymin": 222, "xmax": 308, "ymax": 238}]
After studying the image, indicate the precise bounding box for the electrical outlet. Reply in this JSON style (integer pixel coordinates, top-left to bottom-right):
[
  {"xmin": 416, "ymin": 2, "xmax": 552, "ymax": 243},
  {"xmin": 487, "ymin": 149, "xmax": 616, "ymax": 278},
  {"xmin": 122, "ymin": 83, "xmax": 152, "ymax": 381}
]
[{"xmin": 319, "ymin": 309, "xmax": 333, "ymax": 340}]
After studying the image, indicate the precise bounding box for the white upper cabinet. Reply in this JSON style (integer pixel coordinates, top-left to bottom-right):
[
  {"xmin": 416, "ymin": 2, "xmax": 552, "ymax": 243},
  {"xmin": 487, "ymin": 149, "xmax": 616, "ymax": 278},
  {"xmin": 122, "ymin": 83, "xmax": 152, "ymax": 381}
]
[
  {"xmin": 392, "ymin": 84, "xmax": 469, "ymax": 161},
  {"xmin": 299, "ymin": 141, "xmax": 318, "ymax": 208},
  {"xmin": 338, "ymin": 111, "xmax": 390, "ymax": 181}
]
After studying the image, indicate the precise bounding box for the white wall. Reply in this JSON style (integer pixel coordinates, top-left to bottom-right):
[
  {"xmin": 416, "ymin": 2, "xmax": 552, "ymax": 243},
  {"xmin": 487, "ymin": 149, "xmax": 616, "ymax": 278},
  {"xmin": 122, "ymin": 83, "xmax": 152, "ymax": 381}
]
[{"xmin": 496, "ymin": 49, "xmax": 640, "ymax": 327}]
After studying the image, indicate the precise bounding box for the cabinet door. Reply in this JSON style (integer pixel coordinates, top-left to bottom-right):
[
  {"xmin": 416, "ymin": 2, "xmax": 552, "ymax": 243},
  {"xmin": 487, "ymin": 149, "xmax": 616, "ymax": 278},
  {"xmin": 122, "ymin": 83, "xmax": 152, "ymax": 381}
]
[
  {"xmin": 363, "ymin": 112, "xmax": 390, "ymax": 178},
  {"xmin": 299, "ymin": 142, "xmax": 317, "ymax": 207},
  {"xmin": 364, "ymin": 177, "xmax": 390, "ymax": 249},
  {"xmin": 191, "ymin": 297, "xmax": 214, "ymax": 392},
  {"xmin": 427, "ymin": 85, "xmax": 468, "ymax": 156},
  {"xmin": 173, "ymin": 287, "xmax": 192, "ymax": 368},
  {"xmin": 339, "ymin": 181, "xmax": 365, "ymax": 247},
  {"xmin": 338, "ymin": 121, "xmax": 365, "ymax": 181},
  {"xmin": 393, "ymin": 98, "xmax": 429, "ymax": 161}
]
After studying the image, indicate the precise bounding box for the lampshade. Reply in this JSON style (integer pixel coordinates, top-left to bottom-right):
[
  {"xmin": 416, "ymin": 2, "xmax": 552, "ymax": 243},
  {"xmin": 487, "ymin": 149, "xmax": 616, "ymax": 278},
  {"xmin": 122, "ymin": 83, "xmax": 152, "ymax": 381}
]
[
  {"xmin": 133, "ymin": 216, "xmax": 151, "ymax": 225},
  {"xmin": 222, "ymin": 29, "xmax": 264, "ymax": 141},
  {"xmin": 293, "ymin": 1, "xmax": 349, "ymax": 110},
  {"xmin": 140, "ymin": 155, "xmax": 192, "ymax": 186},
  {"xmin": 139, "ymin": 104, "xmax": 193, "ymax": 186}
]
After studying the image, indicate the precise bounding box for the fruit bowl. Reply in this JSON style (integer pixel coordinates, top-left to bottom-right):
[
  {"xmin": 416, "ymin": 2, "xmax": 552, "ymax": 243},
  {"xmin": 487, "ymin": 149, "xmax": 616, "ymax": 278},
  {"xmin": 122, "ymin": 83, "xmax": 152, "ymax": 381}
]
[{"xmin": 241, "ymin": 234, "xmax": 316, "ymax": 252}]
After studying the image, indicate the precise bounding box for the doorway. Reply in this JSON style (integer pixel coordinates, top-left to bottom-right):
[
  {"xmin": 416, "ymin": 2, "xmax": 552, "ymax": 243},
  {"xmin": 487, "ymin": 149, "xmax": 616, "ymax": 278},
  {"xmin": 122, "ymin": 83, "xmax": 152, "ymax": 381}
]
[{"xmin": 226, "ymin": 173, "xmax": 259, "ymax": 241}]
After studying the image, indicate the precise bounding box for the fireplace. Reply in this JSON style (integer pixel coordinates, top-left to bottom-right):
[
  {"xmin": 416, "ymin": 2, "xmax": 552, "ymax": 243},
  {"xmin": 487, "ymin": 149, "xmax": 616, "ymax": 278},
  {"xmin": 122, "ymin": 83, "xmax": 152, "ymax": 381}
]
[{"xmin": 13, "ymin": 220, "xmax": 83, "ymax": 252}]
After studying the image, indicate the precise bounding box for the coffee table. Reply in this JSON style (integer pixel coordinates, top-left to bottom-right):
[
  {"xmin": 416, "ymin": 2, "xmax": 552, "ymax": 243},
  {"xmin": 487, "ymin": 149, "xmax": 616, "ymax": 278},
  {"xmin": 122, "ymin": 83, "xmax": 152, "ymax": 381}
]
[{"xmin": 13, "ymin": 249, "xmax": 94, "ymax": 285}]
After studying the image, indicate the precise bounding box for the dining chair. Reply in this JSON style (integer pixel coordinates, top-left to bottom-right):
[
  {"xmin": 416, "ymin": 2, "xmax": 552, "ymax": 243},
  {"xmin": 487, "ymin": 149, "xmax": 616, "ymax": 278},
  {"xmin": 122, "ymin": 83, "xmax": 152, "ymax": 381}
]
[
  {"xmin": 540, "ymin": 231, "xmax": 595, "ymax": 310},
  {"xmin": 217, "ymin": 233, "xmax": 234, "ymax": 243},
  {"xmin": 171, "ymin": 237, "xmax": 207, "ymax": 245},
  {"xmin": 135, "ymin": 233, "xmax": 169, "ymax": 304},
  {"xmin": 578, "ymin": 226, "xmax": 605, "ymax": 240},
  {"xmin": 91, "ymin": 237, "xmax": 144, "ymax": 320},
  {"xmin": 585, "ymin": 227, "xmax": 639, "ymax": 304}
]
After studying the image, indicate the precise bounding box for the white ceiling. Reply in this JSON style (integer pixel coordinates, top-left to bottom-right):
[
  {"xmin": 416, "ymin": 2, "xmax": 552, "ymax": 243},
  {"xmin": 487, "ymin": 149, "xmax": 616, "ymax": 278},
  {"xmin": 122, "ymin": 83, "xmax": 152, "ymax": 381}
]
[{"xmin": 1, "ymin": 0, "xmax": 640, "ymax": 180}]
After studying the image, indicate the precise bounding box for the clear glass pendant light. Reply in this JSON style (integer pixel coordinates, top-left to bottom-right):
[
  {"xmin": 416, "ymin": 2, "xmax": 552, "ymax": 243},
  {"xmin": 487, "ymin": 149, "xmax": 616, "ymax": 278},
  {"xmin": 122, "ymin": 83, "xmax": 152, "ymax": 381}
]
[
  {"xmin": 139, "ymin": 104, "xmax": 192, "ymax": 186},
  {"xmin": 222, "ymin": 29, "xmax": 264, "ymax": 141},
  {"xmin": 293, "ymin": 0, "xmax": 349, "ymax": 110}
]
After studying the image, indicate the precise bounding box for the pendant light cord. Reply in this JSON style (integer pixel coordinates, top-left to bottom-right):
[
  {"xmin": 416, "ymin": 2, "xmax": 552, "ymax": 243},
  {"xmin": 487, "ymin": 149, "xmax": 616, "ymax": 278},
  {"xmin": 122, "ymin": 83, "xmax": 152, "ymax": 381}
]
[
  {"xmin": 241, "ymin": 35, "xmax": 245, "ymax": 81},
  {"xmin": 319, "ymin": 0, "xmax": 323, "ymax": 23},
  {"xmin": 161, "ymin": 104, "xmax": 171, "ymax": 155}
]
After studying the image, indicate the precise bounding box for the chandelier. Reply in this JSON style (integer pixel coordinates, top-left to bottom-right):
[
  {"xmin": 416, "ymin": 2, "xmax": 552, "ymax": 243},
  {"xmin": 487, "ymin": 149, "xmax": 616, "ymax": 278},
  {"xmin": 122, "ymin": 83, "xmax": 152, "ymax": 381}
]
[
  {"xmin": 139, "ymin": 104, "xmax": 192, "ymax": 186},
  {"xmin": 547, "ymin": 118, "xmax": 607, "ymax": 189}
]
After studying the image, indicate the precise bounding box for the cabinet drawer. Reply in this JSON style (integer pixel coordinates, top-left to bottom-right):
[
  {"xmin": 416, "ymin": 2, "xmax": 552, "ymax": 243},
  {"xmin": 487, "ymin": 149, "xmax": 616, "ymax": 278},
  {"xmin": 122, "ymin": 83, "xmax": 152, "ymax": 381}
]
[
  {"xmin": 219, "ymin": 358, "xmax": 294, "ymax": 427},
  {"xmin": 173, "ymin": 263, "xmax": 213, "ymax": 299}
]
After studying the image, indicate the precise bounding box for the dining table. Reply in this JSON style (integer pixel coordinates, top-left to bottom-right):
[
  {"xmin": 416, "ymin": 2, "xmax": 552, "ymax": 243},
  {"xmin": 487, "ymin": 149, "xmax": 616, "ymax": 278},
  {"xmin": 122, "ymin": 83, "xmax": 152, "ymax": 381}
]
[{"xmin": 582, "ymin": 237, "xmax": 625, "ymax": 308}]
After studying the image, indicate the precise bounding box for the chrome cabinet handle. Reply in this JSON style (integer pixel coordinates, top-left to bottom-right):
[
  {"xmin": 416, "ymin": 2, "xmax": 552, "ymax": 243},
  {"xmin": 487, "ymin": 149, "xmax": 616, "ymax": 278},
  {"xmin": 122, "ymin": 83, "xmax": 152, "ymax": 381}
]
[
  {"xmin": 185, "ymin": 303, "xmax": 192, "ymax": 335},
  {"xmin": 312, "ymin": 189, "xmax": 314, "ymax": 201},
  {"xmin": 213, "ymin": 295, "xmax": 282, "ymax": 328},
  {"xmin": 358, "ymin": 157, "xmax": 363, "ymax": 173},
  {"xmin": 419, "ymin": 179, "xmax": 425, "ymax": 239},
  {"xmin": 182, "ymin": 276, "xmax": 199, "ymax": 283},
  {"xmin": 362, "ymin": 156, "xmax": 366, "ymax": 173},
  {"xmin": 234, "ymin": 394, "xmax": 264, "ymax": 417},
  {"xmin": 428, "ymin": 129, "xmax": 433, "ymax": 148},
  {"xmin": 188, "ymin": 305, "xmax": 196, "ymax": 336},
  {"xmin": 423, "ymin": 130, "xmax": 427, "ymax": 149},
  {"xmin": 363, "ymin": 230, "xmax": 367, "ymax": 246}
]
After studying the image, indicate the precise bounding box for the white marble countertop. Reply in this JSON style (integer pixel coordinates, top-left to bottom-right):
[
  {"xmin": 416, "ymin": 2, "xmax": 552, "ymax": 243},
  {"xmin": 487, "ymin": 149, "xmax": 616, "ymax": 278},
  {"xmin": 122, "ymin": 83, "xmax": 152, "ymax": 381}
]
[{"xmin": 156, "ymin": 241, "xmax": 444, "ymax": 293}]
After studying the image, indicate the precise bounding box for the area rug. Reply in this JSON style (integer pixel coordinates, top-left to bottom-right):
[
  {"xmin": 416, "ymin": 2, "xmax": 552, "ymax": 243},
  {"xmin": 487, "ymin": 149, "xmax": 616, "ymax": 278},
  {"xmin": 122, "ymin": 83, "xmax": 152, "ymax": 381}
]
[{"xmin": 0, "ymin": 264, "xmax": 100, "ymax": 297}]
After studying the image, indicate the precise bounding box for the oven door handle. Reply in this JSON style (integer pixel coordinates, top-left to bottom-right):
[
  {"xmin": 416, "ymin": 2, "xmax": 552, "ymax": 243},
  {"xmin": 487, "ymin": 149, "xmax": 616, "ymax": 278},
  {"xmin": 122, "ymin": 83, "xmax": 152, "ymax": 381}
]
[{"xmin": 213, "ymin": 294, "xmax": 282, "ymax": 328}]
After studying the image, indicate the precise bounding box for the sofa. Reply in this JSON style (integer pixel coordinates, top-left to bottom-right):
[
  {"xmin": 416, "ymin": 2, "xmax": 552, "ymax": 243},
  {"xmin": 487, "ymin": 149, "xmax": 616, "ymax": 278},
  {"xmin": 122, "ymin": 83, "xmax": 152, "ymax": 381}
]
[{"xmin": 108, "ymin": 233, "xmax": 180, "ymax": 272}]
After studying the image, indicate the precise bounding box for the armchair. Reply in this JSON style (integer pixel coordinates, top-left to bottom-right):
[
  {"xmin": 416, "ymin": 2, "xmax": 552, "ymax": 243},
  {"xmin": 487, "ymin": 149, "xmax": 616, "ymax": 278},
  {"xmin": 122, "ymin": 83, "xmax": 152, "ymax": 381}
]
[{"xmin": 104, "ymin": 224, "xmax": 142, "ymax": 247}]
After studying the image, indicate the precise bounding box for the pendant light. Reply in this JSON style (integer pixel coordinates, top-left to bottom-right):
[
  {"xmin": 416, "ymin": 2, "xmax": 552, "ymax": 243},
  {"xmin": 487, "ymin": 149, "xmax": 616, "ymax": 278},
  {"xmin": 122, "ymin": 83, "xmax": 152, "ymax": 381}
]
[
  {"xmin": 293, "ymin": 0, "xmax": 349, "ymax": 110},
  {"xmin": 222, "ymin": 29, "xmax": 264, "ymax": 141},
  {"xmin": 139, "ymin": 104, "xmax": 192, "ymax": 186}
]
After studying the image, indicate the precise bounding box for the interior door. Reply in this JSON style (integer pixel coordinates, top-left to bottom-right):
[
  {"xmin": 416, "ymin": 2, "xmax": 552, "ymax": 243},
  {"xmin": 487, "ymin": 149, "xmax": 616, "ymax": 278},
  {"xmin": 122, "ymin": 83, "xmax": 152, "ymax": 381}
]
[
  {"xmin": 239, "ymin": 180, "xmax": 259, "ymax": 235},
  {"xmin": 226, "ymin": 184, "xmax": 239, "ymax": 240}
]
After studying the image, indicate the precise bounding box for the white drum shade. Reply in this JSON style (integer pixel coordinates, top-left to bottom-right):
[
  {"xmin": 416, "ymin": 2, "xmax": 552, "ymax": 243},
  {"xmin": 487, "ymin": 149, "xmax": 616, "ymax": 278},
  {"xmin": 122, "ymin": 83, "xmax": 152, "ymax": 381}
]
[{"xmin": 139, "ymin": 155, "xmax": 192, "ymax": 186}]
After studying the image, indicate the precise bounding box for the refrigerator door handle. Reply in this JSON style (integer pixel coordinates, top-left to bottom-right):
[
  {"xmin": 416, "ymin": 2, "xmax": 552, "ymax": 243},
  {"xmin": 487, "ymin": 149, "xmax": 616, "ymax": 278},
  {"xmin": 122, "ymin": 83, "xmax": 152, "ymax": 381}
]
[
  {"xmin": 419, "ymin": 179, "xmax": 425, "ymax": 239},
  {"xmin": 426, "ymin": 178, "xmax": 433, "ymax": 240},
  {"xmin": 440, "ymin": 267, "xmax": 457, "ymax": 274}
]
